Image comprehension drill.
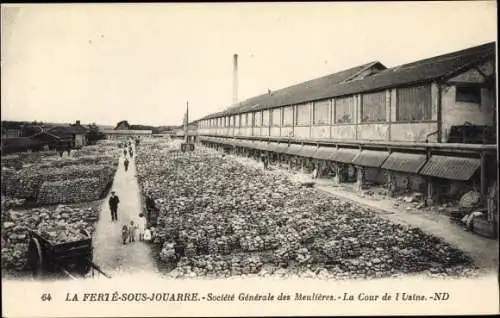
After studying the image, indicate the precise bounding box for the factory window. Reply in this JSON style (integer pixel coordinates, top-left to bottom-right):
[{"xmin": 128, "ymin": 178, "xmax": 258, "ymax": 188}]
[
  {"xmin": 283, "ymin": 106, "xmax": 294, "ymax": 126},
  {"xmin": 241, "ymin": 113, "xmax": 247, "ymax": 127},
  {"xmin": 254, "ymin": 111, "xmax": 262, "ymax": 127},
  {"xmin": 334, "ymin": 96, "xmax": 355, "ymax": 123},
  {"xmin": 456, "ymin": 86, "xmax": 481, "ymax": 104},
  {"xmin": 262, "ymin": 110, "xmax": 270, "ymax": 126},
  {"xmin": 361, "ymin": 91, "xmax": 386, "ymax": 122},
  {"xmin": 313, "ymin": 100, "xmax": 330, "ymax": 125},
  {"xmin": 295, "ymin": 103, "xmax": 311, "ymax": 126},
  {"xmin": 397, "ymin": 84, "xmax": 432, "ymax": 121},
  {"xmin": 236, "ymin": 114, "xmax": 241, "ymax": 127},
  {"xmin": 272, "ymin": 108, "xmax": 282, "ymax": 126}
]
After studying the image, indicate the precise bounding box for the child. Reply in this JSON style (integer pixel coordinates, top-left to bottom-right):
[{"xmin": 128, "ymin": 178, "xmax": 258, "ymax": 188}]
[
  {"xmin": 138, "ymin": 213, "xmax": 147, "ymax": 241},
  {"xmin": 128, "ymin": 221, "xmax": 137, "ymax": 243},
  {"xmin": 121, "ymin": 224, "xmax": 129, "ymax": 245},
  {"xmin": 143, "ymin": 228, "xmax": 152, "ymax": 242}
]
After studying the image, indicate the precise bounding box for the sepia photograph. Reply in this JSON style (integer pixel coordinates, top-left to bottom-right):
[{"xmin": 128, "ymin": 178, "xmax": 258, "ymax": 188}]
[{"xmin": 1, "ymin": 2, "xmax": 498, "ymax": 317}]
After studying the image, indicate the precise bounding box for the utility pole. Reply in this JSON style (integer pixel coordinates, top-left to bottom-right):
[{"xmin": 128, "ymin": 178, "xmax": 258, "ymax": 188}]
[{"xmin": 185, "ymin": 101, "xmax": 189, "ymax": 143}]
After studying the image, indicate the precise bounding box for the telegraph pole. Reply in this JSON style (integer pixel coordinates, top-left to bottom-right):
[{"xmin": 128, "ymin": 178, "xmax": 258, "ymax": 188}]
[{"xmin": 185, "ymin": 101, "xmax": 189, "ymax": 143}]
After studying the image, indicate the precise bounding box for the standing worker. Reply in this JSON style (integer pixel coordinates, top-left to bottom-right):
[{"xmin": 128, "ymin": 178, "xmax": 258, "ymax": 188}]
[
  {"xmin": 109, "ymin": 191, "xmax": 120, "ymax": 222},
  {"xmin": 124, "ymin": 157, "xmax": 129, "ymax": 172},
  {"xmin": 123, "ymin": 148, "xmax": 127, "ymax": 157}
]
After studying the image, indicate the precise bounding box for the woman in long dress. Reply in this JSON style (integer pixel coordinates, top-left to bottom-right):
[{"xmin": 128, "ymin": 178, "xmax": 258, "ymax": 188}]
[{"xmin": 138, "ymin": 213, "xmax": 148, "ymax": 241}]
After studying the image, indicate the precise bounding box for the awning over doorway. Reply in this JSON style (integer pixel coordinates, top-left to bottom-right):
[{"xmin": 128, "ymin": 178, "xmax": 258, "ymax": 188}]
[
  {"xmin": 285, "ymin": 144, "xmax": 303, "ymax": 156},
  {"xmin": 268, "ymin": 143, "xmax": 289, "ymax": 153},
  {"xmin": 312, "ymin": 147, "xmax": 337, "ymax": 160},
  {"xmin": 381, "ymin": 152, "xmax": 427, "ymax": 173},
  {"xmin": 419, "ymin": 155, "xmax": 481, "ymax": 181},
  {"xmin": 297, "ymin": 145, "xmax": 318, "ymax": 158},
  {"xmin": 329, "ymin": 148, "xmax": 360, "ymax": 164},
  {"xmin": 352, "ymin": 150, "xmax": 390, "ymax": 168}
]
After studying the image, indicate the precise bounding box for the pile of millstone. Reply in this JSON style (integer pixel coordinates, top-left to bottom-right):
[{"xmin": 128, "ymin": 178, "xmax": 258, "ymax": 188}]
[
  {"xmin": 1, "ymin": 204, "xmax": 99, "ymax": 272},
  {"xmin": 1, "ymin": 196, "xmax": 26, "ymax": 210},
  {"xmin": 36, "ymin": 177, "xmax": 105, "ymax": 204},
  {"xmin": 3, "ymin": 164, "xmax": 116, "ymax": 201},
  {"xmin": 135, "ymin": 139, "xmax": 477, "ymax": 279},
  {"xmin": 166, "ymin": 253, "xmax": 263, "ymax": 278}
]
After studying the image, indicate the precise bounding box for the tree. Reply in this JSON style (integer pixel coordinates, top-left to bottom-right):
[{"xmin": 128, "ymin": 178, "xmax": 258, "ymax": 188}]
[
  {"xmin": 115, "ymin": 120, "xmax": 130, "ymax": 130},
  {"xmin": 86, "ymin": 123, "xmax": 106, "ymax": 145}
]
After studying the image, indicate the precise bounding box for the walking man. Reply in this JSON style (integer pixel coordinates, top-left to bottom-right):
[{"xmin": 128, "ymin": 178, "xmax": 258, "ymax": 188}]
[
  {"xmin": 109, "ymin": 191, "xmax": 120, "ymax": 222},
  {"xmin": 124, "ymin": 158, "xmax": 129, "ymax": 172}
]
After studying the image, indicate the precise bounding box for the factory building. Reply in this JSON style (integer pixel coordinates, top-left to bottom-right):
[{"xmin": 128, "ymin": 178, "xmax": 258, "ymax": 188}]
[{"xmin": 193, "ymin": 42, "xmax": 497, "ymax": 228}]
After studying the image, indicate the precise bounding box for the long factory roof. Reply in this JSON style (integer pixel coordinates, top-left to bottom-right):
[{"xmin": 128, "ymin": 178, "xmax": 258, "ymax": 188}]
[{"xmin": 196, "ymin": 41, "xmax": 495, "ymax": 122}]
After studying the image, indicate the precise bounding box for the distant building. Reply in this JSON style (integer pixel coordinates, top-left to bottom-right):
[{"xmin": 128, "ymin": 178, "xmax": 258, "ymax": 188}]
[
  {"xmin": 47, "ymin": 120, "xmax": 89, "ymax": 148},
  {"xmin": 102, "ymin": 129, "xmax": 153, "ymax": 139}
]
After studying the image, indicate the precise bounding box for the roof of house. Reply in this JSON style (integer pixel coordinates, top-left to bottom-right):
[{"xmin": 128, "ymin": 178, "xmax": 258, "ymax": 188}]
[
  {"xmin": 45, "ymin": 125, "xmax": 88, "ymax": 138},
  {"xmin": 43, "ymin": 127, "xmax": 75, "ymax": 140},
  {"xmin": 67, "ymin": 124, "xmax": 90, "ymax": 134},
  {"xmin": 31, "ymin": 131, "xmax": 72, "ymax": 142},
  {"xmin": 198, "ymin": 41, "xmax": 495, "ymax": 121}
]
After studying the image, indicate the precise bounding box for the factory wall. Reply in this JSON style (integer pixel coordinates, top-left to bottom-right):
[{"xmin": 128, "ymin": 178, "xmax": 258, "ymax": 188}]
[{"xmin": 440, "ymin": 85, "xmax": 495, "ymax": 142}]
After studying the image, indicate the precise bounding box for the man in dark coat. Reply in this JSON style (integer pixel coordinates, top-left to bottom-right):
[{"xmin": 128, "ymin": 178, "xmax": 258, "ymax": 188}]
[
  {"xmin": 109, "ymin": 191, "xmax": 120, "ymax": 222},
  {"xmin": 145, "ymin": 193, "xmax": 155, "ymax": 221}
]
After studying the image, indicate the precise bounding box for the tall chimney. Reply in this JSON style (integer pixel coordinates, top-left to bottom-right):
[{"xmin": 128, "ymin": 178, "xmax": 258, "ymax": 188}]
[{"xmin": 232, "ymin": 54, "xmax": 238, "ymax": 105}]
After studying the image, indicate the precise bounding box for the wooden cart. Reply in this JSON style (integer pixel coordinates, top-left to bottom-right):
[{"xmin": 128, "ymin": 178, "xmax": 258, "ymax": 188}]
[{"xmin": 26, "ymin": 228, "xmax": 110, "ymax": 279}]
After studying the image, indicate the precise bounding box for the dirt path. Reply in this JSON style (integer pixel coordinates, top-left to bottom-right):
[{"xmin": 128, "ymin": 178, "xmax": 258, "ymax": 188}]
[
  {"xmin": 92, "ymin": 144, "xmax": 157, "ymax": 277},
  {"xmin": 225, "ymin": 150, "xmax": 498, "ymax": 271}
]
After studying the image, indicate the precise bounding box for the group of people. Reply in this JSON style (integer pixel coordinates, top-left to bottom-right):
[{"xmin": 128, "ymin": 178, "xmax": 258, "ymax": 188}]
[
  {"xmin": 108, "ymin": 191, "xmax": 152, "ymax": 245},
  {"xmin": 108, "ymin": 136, "xmax": 155, "ymax": 247},
  {"xmin": 123, "ymin": 139, "xmax": 134, "ymax": 171},
  {"xmin": 121, "ymin": 214, "xmax": 149, "ymax": 245}
]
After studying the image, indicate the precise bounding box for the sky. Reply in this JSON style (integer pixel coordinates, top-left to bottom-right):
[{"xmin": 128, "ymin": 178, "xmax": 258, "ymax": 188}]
[{"xmin": 1, "ymin": 2, "xmax": 497, "ymax": 126}]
